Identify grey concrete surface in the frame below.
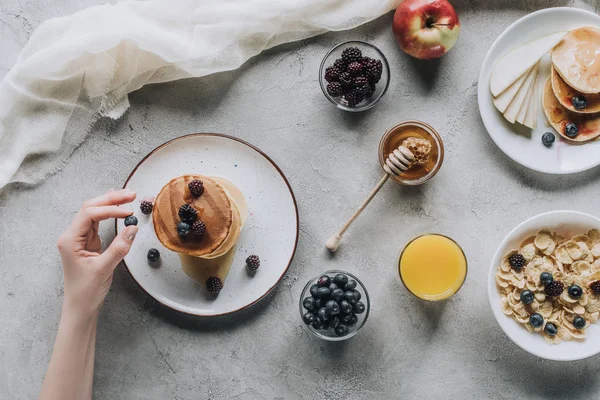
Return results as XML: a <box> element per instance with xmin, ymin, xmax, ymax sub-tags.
<box><xmin>2</xmin><ymin>1</ymin><xmax>600</xmax><ymax>399</ymax></box>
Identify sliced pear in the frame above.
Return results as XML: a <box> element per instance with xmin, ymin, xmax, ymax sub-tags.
<box><xmin>503</xmin><ymin>64</ymin><xmax>537</xmax><ymax>124</ymax></box>
<box><xmin>517</xmin><ymin>65</ymin><xmax>538</xmax><ymax>125</ymax></box>
<box><xmin>523</xmin><ymin>75</ymin><xmax>538</xmax><ymax>129</ymax></box>
<box><xmin>490</xmin><ymin>31</ymin><xmax>567</xmax><ymax>97</ymax></box>
<box><xmin>493</xmin><ymin>66</ymin><xmax>532</xmax><ymax>113</ymax></box>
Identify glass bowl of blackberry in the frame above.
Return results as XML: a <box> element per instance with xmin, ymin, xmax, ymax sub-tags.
<box><xmin>299</xmin><ymin>270</ymin><xmax>370</xmax><ymax>341</ymax></box>
<box><xmin>319</xmin><ymin>41</ymin><xmax>390</xmax><ymax>112</ymax></box>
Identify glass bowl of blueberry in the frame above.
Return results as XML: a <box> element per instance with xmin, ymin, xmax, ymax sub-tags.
<box><xmin>299</xmin><ymin>270</ymin><xmax>370</xmax><ymax>341</ymax></box>
<box><xmin>319</xmin><ymin>40</ymin><xmax>390</xmax><ymax>112</ymax></box>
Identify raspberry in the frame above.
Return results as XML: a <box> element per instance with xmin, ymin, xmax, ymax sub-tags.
<box><xmin>326</xmin><ymin>82</ymin><xmax>342</xmax><ymax>97</ymax></box>
<box><xmin>191</xmin><ymin>220</ymin><xmax>206</xmax><ymax>237</ymax></box>
<box><xmin>341</xmin><ymin>47</ymin><xmax>362</xmax><ymax>63</ymax></box>
<box><xmin>544</xmin><ymin>281</ymin><xmax>564</xmax><ymax>297</ymax></box>
<box><xmin>206</xmin><ymin>277</ymin><xmax>223</xmax><ymax>294</ymax></box>
<box><xmin>140</xmin><ymin>200</ymin><xmax>153</xmax><ymax>215</ymax></box>
<box><xmin>178</xmin><ymin>203</ymin><xmax>197</xmax><ymax>223</ymax></box>
<box><xmin>325</xmin><ymin>66</ymin><xmax>341</xmax><ymax>82</ymax></box>
<box><xmin>347</xmin><ymin>61</ymin><xmax>363</xmax><ymax>76</ymax></box>
<box><xmin>246</xmin><ymin>255</ymin><xmax>260</xmax><ymax>272</ymax></box>
<box><xmin>188</xmin><ymin>180</ymin><xmax>204</xmax><ymax>197</ymax></box>
<box><xmin>508</xmin><ymin>253</ymin><xmax>526</xmax><ymax>272</ymax></box>
<box><xmin>590</xmin><ymin>281</ymin><xmax>600</xmax><ymax>295</ymax></box>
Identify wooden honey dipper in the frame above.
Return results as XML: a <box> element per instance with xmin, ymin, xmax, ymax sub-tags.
<box><xmin>326</xmin><ymin>138</ymin><xmax>431</xmax><ymax>252</ymax></box>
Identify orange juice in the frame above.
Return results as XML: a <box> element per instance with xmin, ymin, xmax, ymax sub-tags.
<box><xmin>399</xmin><ymin>234</ymin><xmax>467</xmax><ymax>301</ymax></box>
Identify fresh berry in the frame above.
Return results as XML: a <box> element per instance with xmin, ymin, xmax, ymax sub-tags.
<box><xmin>190</xmin><ymin>220</ymin><xmax>206</xmax><ymax>237</ymax></box>
<box><xmin>568</xmin><ymin>284</ymin><xmax>583</xmax><ymax>299</ymax></box>
<box><xmin>352</xmin><ymin>289</ymin><xmax>361</xmax><ymax>302</ymax></box>
<box><xmin>124</xmin><ymin>216</ymin><xmax>138</xmax><ymax>226</ymax></box>
<box><xmin>529</xmin><ymin>313</ymin><xmax>544</xmax><ymax>328</ymax></box>
<box><xmin>544</xmin><ymin>322</ymin><xmax>558</xmax><ymax>336</ymax></box>
<box><xmin>344</xmin><ymin>291</ymin><xmax>358</xmax><ymax>304</ymax></box>
<box><xmin>341</xmin><ymin>313</ymin><xmax>353</xmax><ymax>323</ymax></box>
<box><xmin>312</xmin><ymin>316</ymin><xmax>325</xmax><ymax>330</ymax></box>
<box><xmin>508</xmin><ymin>253</ymin><xmax>526</xmax><ymax>271</ymax></box>
<box><xmin>353</xmin><ymin>301</ymin><xmax>365</xmax><ymax>314</ymax></box>
<box><xmin>591</xmin><ymin>281</ymin><xmax>600</xmax><ymax>295</ymax></box>
<box><xmin>188</xmin><ymin>180</ymin><xmax>204</xmax><ymax>197</ymax></box>
<box><xmin>326</xmin><ymin>82</ymin><xmax>342</xmax><ymax>97</ymax></box>
<box><xmin>339</xmin><ymin>300</ymin><xmax>353</xmax><ymax>314</ymax></box>
<box><xmin>333</xmin><ymin>274</ymin><xmax>348</xmax><ymax>287</ymax></box>
<box><xmin>540</xmin><ymin>272</ymin><xmax>553</xmax><ymax>286</ymax></box>
<box><xmin>303</xmin><ymin>297</ymin><xmax>316</xmax><ymax>311</ymax></box>
<box><xmin>333</xmin><ymin>58</ymin><xmax>346</xmax><ymax>70</ymax></box>
<box><xmin>335</xmin><ymin>323</ymin><xmax>349</xmax><ymax>336</ymax></box>
<box><xmin>541</xmin><ymin>132</ymin><xmax>555</xmax><ymax>147</ymax></box>
<box><xmin>317</xmin><ymin>307</ymin><xmax>329</xmax><ymax>321</ymax></box>
<box><xmin>178</xmin><ymin>203</ymin><xmax>197</xmax><ymax>223</ymax></box>
<box><xmin>246</xmin><ymin>255</ymin><xmax>260</xmax><ymax>272</ymax></box>
<box><xmin>140</xmin><ymin>200</ymin><xmax>153</xmax><ymax>215</ymax></box>
<box><xmin>544</xmin><ymin>280</ymin><xmax>564</xmax><ymax>297</ymax></box>
<box><xmin>316</xmin><ymin>287</ymin><xmax>331</xmax><ymax>298</ymax></box>
<box><xmin>348</xmin><ymin>315</ymin><xmax>358</xmax><ymax>327</ymax></box>
<box><xmin>328</xmin><ymin>282</ymin><xmax>338</xmax><ymax>291</ymax></box>
<box><xmin>206</xmin><ymin>276</ymin><xmax>223</xmax><ymax>294</ymax></box>
<box><xmin>341</xmin><ymin>47</ymin><xmax>362</xmax><ymax>63</ymax></box>
<box><xmin>565</xmin><ymin>122</ymin><xmax>579</xmax><ymax>138</ymax></box>
<box><xmin>147</xmin><ymin>248</ymin><xmax>160</xmax><ymax>263</ymax></box>
<box><xmin>353</xmin><ymin>76</ymin><xmax>370</xmax><ymax>94</ymax></box>
<box><xmin>365</xmin><ymin>84</ymin><xmax>376</xmax><ymax>98</ymax></box>
<box><xmin>520</xmin><ymin>290</ymin><xmax>534</xmax><ymax>305</ymax></box>
<box><xmin>177</xmin><ymin>221</ymin><xmax>190</xmax><ymax>238</ymax></box>
<box><xmin>317</xmin><ymin>275</ymin><xmax>331</xmax><ymax>287</ymax></box>
<box><xmin>338</xmin><ymin>72</ymin><xmax>353</xmax><ymax>87</ymax></box>
<box><xmin>302</xmin><ymin>312</ymin><xmax>316</xmax><ymax>325</ymax></box>
<box><xmin>344</xmin><ymin>91</ymin><xmax>364</xmax><ymax>107</ymax></box>
<box><xmin>331</xmin><ymin>288</ymin><xmax>344</xmax><ymax>302</ymax></box>
<box><xmin>573</xmin><ymin>316</ymin><xmax>586</xmax><ymax>329</ymax></box>
<box><xmin>315</xmin><ymin>298</ymin><xmax>326</xmax><ymax>310</ymax></box>
<box><xmin>347</xmin><ymin>61</ymin><xmax>363</xmax><ymax>76</ymax></box>
<box><xmin>309</xmin><ymin>284</ymin><xmax>319</xmax><ymax>297</ymax></box>
<box><xmin>572</xmin><ymin>95</ymin><xmax>587</xmax><ymax>110</ymax></box>
<box><xmin>344</xmin><ymin>280</ymin><xmax>357</xmax><ymax>290</ymax></box>
<box><xmin>325</xmin><ymin>300</ymin><xmax>340</xmax><ymax>315</ymax></box>
<box><xmin>363</xmin><ymin>58</ymin><xmax>382</xmax><ymax>83</ymax></box>
<box><xmin>325</xmin><ymin>66</ymin><xmax>341</xmax><ymax>82</ymax></box>
<box><xmin>328</xmin><ymin>316</ymin><xmax>341</xmax><ymax>329</ymax></box>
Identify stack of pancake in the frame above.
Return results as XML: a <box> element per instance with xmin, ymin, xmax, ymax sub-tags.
<box><xmin>153</xmin><ymin>174</ymin><xmax>247</xmax><ymax>289</ymax></box>
<box><xmin>543</xmin><ymin>27</ymin><xmax>600</xmax><ymax>142</ymax></box>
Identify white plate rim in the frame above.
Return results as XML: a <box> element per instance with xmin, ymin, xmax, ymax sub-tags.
<box><xmin>487</xmin><ymin>210</ymin><xmax>600</xmax><ymax>361</ymax></box>
<box><xmin>116</xmin><ymin>133</ymin><xmax>300</xmax><ymax>317</ymax></box>
<box><xmin>477</xmin><ymin>7</ymin><xmax>600</xmax><ymax>175</ymax></box>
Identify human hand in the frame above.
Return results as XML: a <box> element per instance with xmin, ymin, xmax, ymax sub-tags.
<box><xmin>57</xmin><ymin>189</ymin><xmax>138</xmax><ymax>319</ymax></box>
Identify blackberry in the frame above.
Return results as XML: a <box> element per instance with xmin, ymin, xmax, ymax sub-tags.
<box><xmin>333</xmin><ymin>58</ymin><xmax>346</xmax><ymax>70</ymax></box>
<box><xmin>206</xmin><ymin>276</ymin><xmax>223</xmax><ymax>294</ymax></box>
<box><xmin>544</xmin><ymin>280</ymin><xmax>564</xmax><ymax>297</ymax></box>
<box><xmin>188</xmin><ymin>179</ymin><xmax>204</xmax><ymax>197</ymax></box>
<box><xmin>326</xmin><ymin>82</ymin><xmax>342</xmax><ymax>97</ymax></box>
<box><xmin>344</xmin><ymin>91</ymin><xmax>364</xmax><ymax>107</ymax></box>
<box><xmin>178</xmin><ymin>203</ymin><xmax>197</xmax><ymax>223</ymax></box>
<box><xmin>365</xmin><ymin>84</ymin><xmax>376</xmax><ymax>98</ymax></box>
<box><xmin>140</xmin><ymin>200</ymin><xmax>153</xmax><ymax>215</ymax></box>
<box><xmin>124</xmin><ymin>216</ymin><xmax>138</xmax><ymax>227</ymax></box>
<box><xmin>339</xmin><ymin>72</ymin><xmax>353</xmax><ymax>87</ymax></box>
<box><xmin>325</xmin><ymin>66</ymin><xmax>341</xmax><ymax>82</ymax></box>
<box><xmin>191</xmin><ymin>220</ymin><xmax>206</xmax><ymax>237</ymax></box>
<box><xmin>353</xmin><ymin>76</ymin><xmax>370</xmax><ymax>95</ymax></box>
<box><xmin>508</xmin><ymin>253</ymin><xmax>526</xmax><ymax>271</ymax></box>
<box><xmin>347</xmin><ymin>61</ymin><xmax>363</xmax><ymax>76</ymax></box>
<box><xmin>364</xmin><ymin>58</ymin><xmax>382</xmax><ymax>83</ymax></box>
<box><xmin>341</xmin><ymin>47</ymin><xmax>362</xmax><ymax>63</ymax></box>
<box><xmin>246</xmin><ymin>255</ymin><xmax>260</xmax><ymax>272</ymax></box>
<box><xmin>590</xmin><ymin>281</ymin><xmax>600</xmax><ymax>295</ymax></box>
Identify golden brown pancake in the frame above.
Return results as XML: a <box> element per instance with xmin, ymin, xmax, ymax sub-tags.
<box><xmin>542</xmin><ymin>77</ymin><xmax>600</xmax><ymax>142</ymax></box>
<box><xmin>551</xmin><ymin>67</ymin><xmax>600</xmax><ymax>114</ymax></box>
<box><xmin>552</xmin><ymin>27</ymin><xmax>600</xmax><ymax>94</ymax></box>
<box><xmin>153</xmin><ymin>175</ymin><xmax>233</xmax><ymax>256</ymax></box>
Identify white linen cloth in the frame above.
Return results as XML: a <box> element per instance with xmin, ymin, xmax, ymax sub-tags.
<box><xmin>0</xmin><ymin>0</ymin><xmax>399</xmax><ymax>188</ymax></box>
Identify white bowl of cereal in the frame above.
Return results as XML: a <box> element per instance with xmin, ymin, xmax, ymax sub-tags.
<box><xmin>488</xmin><ymin>210</ymin><xmax>600</xmax><ymax>361</ymax></box>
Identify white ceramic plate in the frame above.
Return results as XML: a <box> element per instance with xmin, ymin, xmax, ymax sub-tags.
<box><xmin>478</xmin><ymin>8</ymin><xmax>600</xmax><ymax>174</ymax></box>
<box><xmin>117</xmin><ymin>134</ymin><xmax>298</xmax><ymax>316</ymax></box>
<box><xmin>488</xmin><ymin>210</ymin><xmax>600</xmax><ymax>361</ymax></box>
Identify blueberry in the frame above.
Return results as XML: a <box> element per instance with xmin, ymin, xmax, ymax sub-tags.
<box><xmin>333</xmin><ymin>274</ymin><xmax>348</xmax><ymax>287</ymax></box>
<box><xmin>147</xmin><ymin>248</ymin><xmax>160</xmax><ymax>263</ymax></box>
<box><xmin>302</xmin><ymin>312</ymin><xmax>316</xmax><ymax>325</ymax></box>
<box><xmin>303</xmin><ymin>297</ymin><xmax>316</xmax><ymax>311</ymax></box>
<box><xmin>353</xmin><ymin>301</ymin><xmax>366</xmax><ymax>314</ymax></box>
<box><xmin>344</xmin><ymin>291</ymin><xmax>358</xmax><ymax>304</ymax></box>
<box><xmin>317</xmin><ymin>307</ymin><xmax>330</xmax><ymax>321</ymax></box>
<box><xmin>573</xmin><ymin>316</ymin><xmax>586</xmax><ymax>330</ymax></box>
<box><xmin>310</xmin><ymin>284</ymin><xmax>319</xmax><ymax>297</ymax></box>
<box><xmin>544</xmin><ymin>322</ymin><xmax>558</xmax><ymax>336</ymax></box>
<box><xmin>540</xmin><ymin>272</ymin><xmax>553</xmax><ymax>286</ymax></box>
<box><xmin>124</xmin><ymin>216</ymin><xmax>138</xmax><ymax>226</ymax></box>
<box><xmin>568</xmin><ymin>285</ymin><xmax>583</xmax><ymax>299</ymax></box>
<box><xmin>328</xmin><ymin>316</ymin><xmax>340</xmax><ymax>329</ymax></box>
<box><xmin>331</xmin><ymin>288</ymin><xmax>344</xmax><ymax>302</ymax></box>
<box><xmin>565</xmin><ymin>122</ymin><xmax>579</xmax><ymax>138</ymax></box>
<box><xmin>541</xmin><ymin>132</ymin><xmax>555</xmax><ymax>147</ymax></box>
<box><xmin>325</xmin><ymin>300</ymin><xmax>340</xmax><ymax>315</ymax></box>
<box><xmin>341</xmin><ymin>312</ymin><xmax>354</xmax><ymax>323</ymax></box>
<box><xmin>352</xmin><ymin>290</ymin><xmax>361</xmax><ymax>302</ymax></box>
<box><xmin>529</xmin><ymin>313</ymin><xmax>544</xmax><ymax>328</ymax></box>
<box><xmin>335</xmin><ymin>323</ymin><xmax>349</xmax><ymax>337</ymax></box>
<box><xmin>315</xmin><ymin>298</ymin><xmax>326</xmax><ymax>309</ymax></box>
<box><xmin>348</xmin><ymin>315</ymin><xmax>358</xmax><ymax>327</ymax></box>
<box><xmin>317</xmin><ymin>275</ymin><xmax>331</xmax><ymax>287</ymax></box>
<box><xmin>328</xmin><ymin>282</ymin><xmax>338</xmax><ymax>292</ymax></box>
<box><xmin>344</xmin><ymin>280</ymin><xmax>357</xmax><ymax>290</ymax></box>
<box><xmin>520</xmin><ymin>290</ymin><xmax>534</xmax><ymax>305</ymax></box>
<box><xmin>177</xmin><ymin>221</ymin><xmax>190</xmax><ymax>237</ymax></box>
<box><xmin>339</xmin><ymin>300</ymin><xmax>353</xmax><ymax>314</ymax></box>
<box><xmin>312</xmin><ymin>316</ymin><xmax>325</xmax><ymax>330</ymax></box>
<box><xmin>316</xmin><ymin>287</ymin><xmax>331</xmax><ymax>298</ymax></box>
<box><xmin>572</xmin><ymin>95</ymin><xmax>587</xmax><ymax>110</ymax></box>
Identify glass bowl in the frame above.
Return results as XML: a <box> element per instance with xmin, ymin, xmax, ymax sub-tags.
<box><xmin>298</xmin><ymin>270</ymin><xmax>370</xmax><ymax>341</ymax></box>
<box><xmin>319</xmin><ymin>40</ymin><xmax>390</xmax><ymax>112</ymax></box>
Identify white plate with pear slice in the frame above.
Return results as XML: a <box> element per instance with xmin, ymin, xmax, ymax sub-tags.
<box><xmin>478</xmin><ymin>7</ymin><xmax>600</xmax><ymax>174</ymax></box>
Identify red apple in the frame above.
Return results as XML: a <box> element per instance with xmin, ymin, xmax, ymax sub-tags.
<box><xmin>393</xmin><ymin>0</ymin><xmax>460</xmax><ymax>59</ymax></box>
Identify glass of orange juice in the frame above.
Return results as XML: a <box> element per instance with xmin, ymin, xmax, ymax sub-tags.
<box><xmin>398</xmin><ymin>234</ymin><xmax>467</xmax><ymax>301</ymax></box>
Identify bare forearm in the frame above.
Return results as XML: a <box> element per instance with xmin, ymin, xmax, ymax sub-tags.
<box><xmin>39</xmin><ymin>306</ymin><xmax>98</xmax><ymax>400</ymax></box>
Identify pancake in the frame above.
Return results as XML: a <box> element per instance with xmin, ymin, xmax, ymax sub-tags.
<box><xmin>542</xmin><ymin>77</ymin><xmax>600</xmax><ymax>142</ymax></box>
<box><xmin>551</xmin><ymin>66</ymin><xmax>600</xmax><ymax>114</ymax></box>
<box><xmin>153</xmin><ymin>175</ymin><xmax>233</xmax><ymax>257</ymax></box>
<box><xmin>552</xmin><ymin>27</ymin><xmax>600</xmax><ymax>94</ymax></box>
